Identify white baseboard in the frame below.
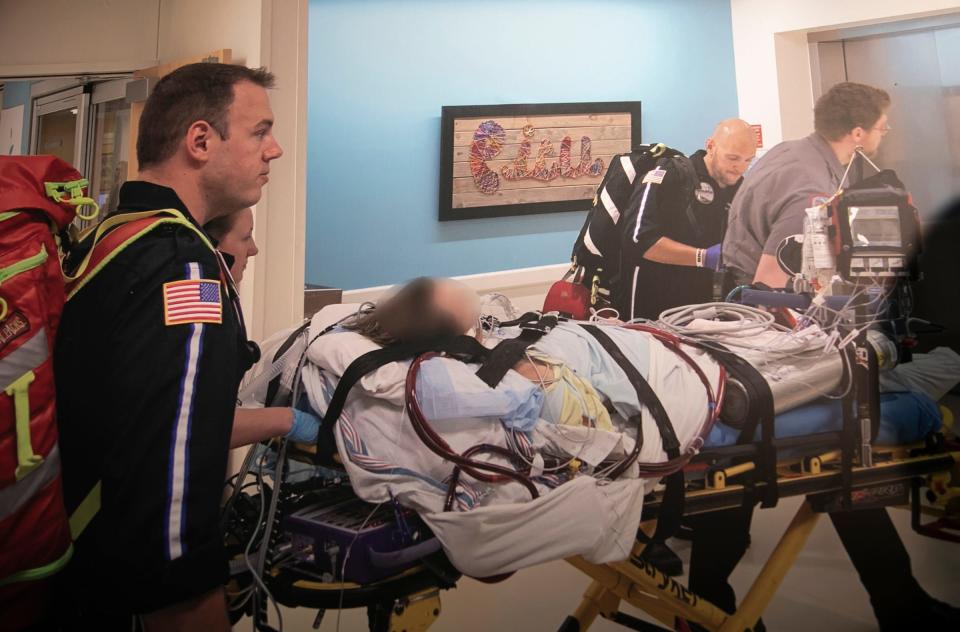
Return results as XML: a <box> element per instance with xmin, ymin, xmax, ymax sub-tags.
<box><xmin>342</xmin><ymin>263</ymin><xmax>569</xmax><ymax>313</ymax></box>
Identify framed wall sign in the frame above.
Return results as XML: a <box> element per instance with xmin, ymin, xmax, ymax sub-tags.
<box><xmin>439</xmin><ymin>101</ymin><xmax>641</xmax><ymax>221</ymax></box>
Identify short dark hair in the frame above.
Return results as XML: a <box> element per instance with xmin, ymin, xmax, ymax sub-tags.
<box><xmin>814</xmin><ymin>82</ymin><xmax>891</xmax><ymax>141</ymax></box>
<box><xmin>136</xmin><ymin>63</ymin><xmax>275</xmax><ymax>169</ymax></box>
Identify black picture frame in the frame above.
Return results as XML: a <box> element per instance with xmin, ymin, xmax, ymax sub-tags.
<box><xmin>439</xmin><ymin>101</ymin><xmax>642</xmax><ymax>221</ymax></box>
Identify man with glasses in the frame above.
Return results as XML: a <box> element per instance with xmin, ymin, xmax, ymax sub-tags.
<box><xmin>689</xmin><ymin>82</ymin><xmax>959</xmax><ymax>631</ymax></box>
<box><xmin>723</xmin><ymin>82</ymin><xmax>892</xmax><ymax>288</ymax></box>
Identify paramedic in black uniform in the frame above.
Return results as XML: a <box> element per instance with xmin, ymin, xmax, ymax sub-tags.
<box><xmin>690</xmin><ymin>82</ymin><xmax>960</xmax><ymax>630</ymax></box>
<box><xmin>55</xmin><ymin>63</ymin><xmax>282</xmax><ymax>630</ymax></box>
<box><xmin>618</xmin><ymin>119</ymin><xmax>756</xmax><ymax>320</ymax></box>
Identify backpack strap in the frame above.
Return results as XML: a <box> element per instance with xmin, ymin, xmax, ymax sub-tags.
<box><xmin>64</xmin><ymin>208</ymin><xmax>214</xmax><ymax>300</ymax></box>
<box><xmin>671</xmin><ymin>155</ymin><xmax>704</xmax><ymax>241</ymax></box>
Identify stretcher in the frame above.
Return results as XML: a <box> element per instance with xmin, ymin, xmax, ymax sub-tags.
<box><xmin>225</xmin><ymin>316</ymin><xmax>960</xmax><ymax>632</ymax></box>
<box><xmin>227</xmin><ymin>422</ymin><xmax>958</xmax><ymax>631</ymax></box>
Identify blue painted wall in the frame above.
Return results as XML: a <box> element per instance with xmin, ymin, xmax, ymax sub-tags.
<box><xmin>306</xmin><ymin>0</ymin><xmax>738</xmax><ymax>289</ymax></box>
<box><xmin>1</xmin><ymin>81</ymin><xmax>33</xmax><ymax>155</ymax></box>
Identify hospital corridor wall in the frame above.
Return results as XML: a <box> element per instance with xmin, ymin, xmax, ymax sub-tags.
<box><xmin>304</xmin><ymin>0</ymin><xmax>740</xmax><ymax>291</ymax></box>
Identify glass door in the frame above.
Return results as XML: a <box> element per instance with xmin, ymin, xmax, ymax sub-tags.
<box><xmin>87</xmin><ymin>79</ymin><xmax>133</xmax><ymax>218</ymax></box>
<box><xmin>31</xmin><ymin>87</ymin><xmax>89</xmax><ymax>172</ymax></box>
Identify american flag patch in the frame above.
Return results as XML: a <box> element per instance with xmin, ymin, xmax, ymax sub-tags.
<box><xmin>163</xmin><ymin>279</ymin><xmax>222</xmax><ymax>326</ymax></box>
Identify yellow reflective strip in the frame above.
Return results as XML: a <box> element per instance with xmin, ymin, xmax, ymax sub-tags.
<box><xmin>66</xmin><ymin>211</ymin><xmax>214</xmax><ymax>301</ymax></box>
<box><xmin>5</xmin><ymin>371</ymin><xmax>42</xmax><ymax>481</ymax></box>
<box><xmin>67</xmin><ymin>209</ymin><xmax>177</xmax><ymax>283</ymax></box>
<box><xmin>0</xmin><ymin>244</ymin><xmax>48</xmax><ymax>285</ymax></box>
<box><xmin>69</xmin><ymin>481</ymin><xmax>101</xmax><ymax>540</ymax></box>
<box><xmin>0</xmin><ymin>544</ymin><xmax>73</xmax><ymax>587</ymax></box>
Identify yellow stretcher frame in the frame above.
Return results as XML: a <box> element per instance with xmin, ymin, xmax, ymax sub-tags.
<box><xmin>565</xmin><ymin>500</ymin><xmax>817</xmax><ymax>632</ymax></box>
<box><xmin>560</xmin><ymin>449</ymin><xmax>960</xmax><ymax>632</ymax></box>
<box><xmin>251</xmin><ymin>434</ymin><xmax>960</xmax><ymax>632</ymax></box>
<box><xmin>258</xmin><ymin>448</ymin><xmax>958</xmax><ymax>632</ymax></box>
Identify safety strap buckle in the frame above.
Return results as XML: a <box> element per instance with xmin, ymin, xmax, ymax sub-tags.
<box><xmin>520</xmin><ymin>314</ymin><xmax>559</xmax><ymax>335</ymax></box>
<box><xmin>44</xmin><ymin>178</ymin><xmax>100</xmax><ymax>222</ymax></box>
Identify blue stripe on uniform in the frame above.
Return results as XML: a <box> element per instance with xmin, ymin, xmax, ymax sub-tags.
<box><xmin>164</xmin><ymin>262</ymin><xmax>206</xmax><ymax>560</ymax></box>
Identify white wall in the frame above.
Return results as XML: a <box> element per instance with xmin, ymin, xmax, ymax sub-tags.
<box><xmin>0</xmin><ymin>0</ymin><xmax>160</xmax><ymax>76</ymax></box>
<box><xmin>157</xmin><ymin>0</ymin><xmax>263</xmax><ymax>67</ymax></box>
<box><xmin>730</xmin><ymin>0</ymin><xmax>960</xmax><ymax>146</ymax></box>
<box><xmin>343</xmin><ymin>263</ymin><xmax>568</xmax><ymax>314</ymax></box>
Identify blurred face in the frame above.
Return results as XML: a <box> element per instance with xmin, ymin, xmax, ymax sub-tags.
<box><xmin>202</xmin><ymin>81</ymin><xmax>283</xmax><ymax>216</ymax></box>
<box><xmin>431</xmin><ymin>279</ymin><xmax>481</xmax><ymax>337</ymax></box>
<box><xmin>704</xmin><ymin>135</ymin><xmax>756</xmax><ymax>188</ymax></box>
<box><xmin>217</xmin><ymin>208</ymin><xmax>258</xmax><ymax>283</ymax></box>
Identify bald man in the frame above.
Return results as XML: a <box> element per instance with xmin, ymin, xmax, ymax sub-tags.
<box><xmin>617</xmin><ymin>119</ymin><xmax>756</xmax><ymax>320</ymax></box>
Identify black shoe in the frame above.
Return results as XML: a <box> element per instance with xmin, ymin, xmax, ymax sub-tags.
<box><xmin>689</xmin><ymin>617</ymin><xmax>765</xmax><ymax>632</ymax></box>
<box><xmin>878</xmin><ymin>595</ymin><xmax>960</xmax><ymax>631</ymax></box>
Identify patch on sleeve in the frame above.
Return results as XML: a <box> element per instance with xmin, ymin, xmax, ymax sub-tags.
<box><xmin>163</xmin><ymin>279</ymin><xmax>222</xmax><ymax>326</ymax></box>
<box><xmin>642</xmin><ymin>167</ymin><xmax>667</xmax><ymax>185</ymax></box>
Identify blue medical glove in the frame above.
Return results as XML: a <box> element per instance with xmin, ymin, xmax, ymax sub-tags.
<box><xmin>704</xmin><ymin>244</ymin><xmax>722</xmax><ymax>271</ymax></box>
<box><xmin>286</xmin><ymin>408</ymin><xmax>321</xmax><ymax>443</ymax></box>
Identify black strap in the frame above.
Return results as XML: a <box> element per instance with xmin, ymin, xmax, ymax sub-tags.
<box><xmin>474</xmin><ymin>314</ymin><xmax>558</xmax><ymax>388</ymax></box>
<box><xmin>579</xmin><ymin>325</ymin><xmax>680</xmax><ymax>455</ymax></box>
<box><xmin>494</xmin><ymin>311</ymin><xmax>542</xmax><ymax>329</ymax></box>
<box><xmin>672</xmin><ymin>156</ymin><xmax>703</xmax><ymax>242</ymax></box>
<box><xmin>709</xmin><ymin>344</ymin><xmax>779</xmax><ymax>508</ymax></box>
<box><xmin>316</xmin><ymin>335</ymin><xmax>489</xmax><ymax>465</ymax></box>
<box><xmin>579</xmin><ymin>324</ymin><xmax>686</xmax><ymax>574</ymax></box>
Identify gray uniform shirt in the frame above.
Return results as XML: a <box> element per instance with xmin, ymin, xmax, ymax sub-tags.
<box><xmin>722</xmin><ymin>133</ymin><xmax>846</xmax><ymax>280</ymax></box>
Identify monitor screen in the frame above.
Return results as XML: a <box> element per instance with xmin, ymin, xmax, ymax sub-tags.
<box><xmin>848</xmin><ymin>205</ymin><xmax>902</xmax><ymax>248</ymax></box>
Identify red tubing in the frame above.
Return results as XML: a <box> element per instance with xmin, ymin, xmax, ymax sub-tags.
<box><xmin>403</xmin><ymin>324</ymin><xmax>729</xmax><ymax>508</ymax></box>
<box><xmin>619</xmin><ymin>323</ymin><xmax>727</xmax><ymax>477</ymax></box>
<box><xmin>405</xmin><ymin>353</ymin><xmax>540</xmax><ymax>503</ymax></box>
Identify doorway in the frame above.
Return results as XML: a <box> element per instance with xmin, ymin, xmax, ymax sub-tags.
<box><xmin>810</xmin><ymin>16</ymin><xmax>960</xmax><ymax>220</ymax></box>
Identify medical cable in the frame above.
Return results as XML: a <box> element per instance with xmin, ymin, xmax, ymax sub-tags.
<box><xmin>248</xmin><ymin>438</ymin><xmax>287</xmax><ymax>631</ymax></box>
<box><xmin>505</xmin><ymin>427</ymin><xmax>586</xmax><ymax>476</ymax></box>
<box><xmin>587</xmin><ymin>324</ymin><xmax>725</xmax><ymax>480</ymax></box>
<box><xmin>656</xmin><ymin>303</ymin><xmax>835</xmax><ymax>367</ymax></box>
<box><xmin>405</xmin><ymin>353</ymin><xmax>541</xmax><ymax>501</ymax></box>
<box><xmin>236</xmin><ymin>449</ymin><xmax>283</xmax><ymax>631</ymax></box>
<box><xmin>335</xmin><ymin>501</ymin><xmax>385</xmax><ymax>632</ymax></box>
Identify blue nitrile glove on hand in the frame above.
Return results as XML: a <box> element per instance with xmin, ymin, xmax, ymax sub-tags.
<box><xmin>704</xmin><ymin>244</ymin><xmax>722</xmax><ymax>271</ymax></box>
<box><xmin>286</xmin><ymin>407</ymin><xmax>321</xmax><ymax>443</ymax></box>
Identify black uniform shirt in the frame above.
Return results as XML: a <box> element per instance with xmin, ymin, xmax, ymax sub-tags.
<box><xmin>619</xmin><ymin>150</ymin><xmax>740</xmax><ymax>320</ymax></box>
<box><xmin>55</xmin><ymin>181</ymin><xmax>245</xmax><ymax>616</ymax></box>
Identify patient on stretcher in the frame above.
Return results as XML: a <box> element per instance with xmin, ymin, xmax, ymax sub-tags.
<box><xmin>245</xmin><ymin>276</ymin><xmax>951</xmax><ymax>578</ymax></box>
<box><xmin>336</xmin><ymin>276</ymin><xmax>720</xmax><ymax>456</ymax></box>
<box><xmin>328</xmin><ymin>276</ymin><xmax>942</xmax><ymax>448</ymax></box>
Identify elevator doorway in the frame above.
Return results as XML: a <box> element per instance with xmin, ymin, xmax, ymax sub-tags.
<box><xmin>811</xmin><ymin>16</ymin><xmax>960</xmax><ymax>220</ymax></box>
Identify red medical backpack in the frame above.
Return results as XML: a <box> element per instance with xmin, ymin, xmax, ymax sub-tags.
<box><xmin>0</xmin><ymin>156</ymin><xmax>91</xmax><ymax>628</ymax></box>
<box><xmin>1</xmin><ymin>157</ymin><xmax>209</xmax><ymax>628</ymax></box>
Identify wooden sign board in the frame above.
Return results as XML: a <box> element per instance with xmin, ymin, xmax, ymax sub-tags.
<box><xmin>439</xmin><ymin>102</ymin><xmax>641</xmax><ymax>221</ymax></box>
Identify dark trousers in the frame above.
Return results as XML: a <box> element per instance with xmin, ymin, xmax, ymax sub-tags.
<box><xmin>687</xmin><ymin>505</ymin><xmax>924</xmax><ymax>621</ymax></box>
